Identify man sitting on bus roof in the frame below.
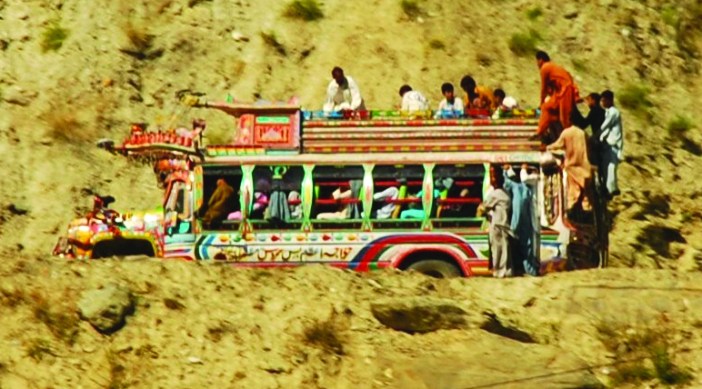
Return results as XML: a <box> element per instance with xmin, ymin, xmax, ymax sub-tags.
<box><xmin>399</xmin><ymin>85</ymin><xmax>429</xmax><ymax>113</ymax></box>
<box><xmin>435</xmin><ymin>83</ymin><xmax>464</xmax><ymax>119</ymax></box>
<box><xmin>323</xmin><ymin>67</ymin><xmax>366</xmax><ymax>113</ymax></box>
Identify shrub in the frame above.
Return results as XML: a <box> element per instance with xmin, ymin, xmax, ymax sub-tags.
<box><xmin>618</xmin><ymin>84</ymin><xmax>653</xmax><ymax>112</ymax></box>
<box><xmin>667</xmin><ymin>115</ymin><xmax>693</xmax><ymax>135</ymax></box>
<box><xmin>509</xmin><ymin>29</ymin><xmax>541</xmax><ymax>56</ymax></box>
<box><xmin>260</xmin><ymin>31</ymin><xmax>286</xmax><ymax>55</ymax></box>
<box><xmin>302</xmin><ymin>317</ymin><xmax>346</xmax><ymax>355</ymax></box>
<box><xmin>526</xmin><ymin>6</ymin><xmax>543</xmax><ymax>20</ymax></box>
<box><xmin>121</xmin><ymin>23</ymin><xmax>162</xmax><ymax>60</ymax></box>
<box><xmin>429</xmin><ymin>39</ymin><xmax>445</xmax><ymax>50</ymax></box>
<box><xmin>41</xmin><ymin>24</ymin><xmax>69</xmax><ymax>52</ymax></box>
<box><xmin>284</xmin><ymin>0</ymin><xmax>324</xmax><ymax>21</ymax></box>
<box><xmin>43</xmin><ymin>106</ymin><xmax>90</xmax><ymax>142</ymax></box>
<box><xmin>401</xmin><ymin>0</ymin><xmax>423</xmax><ymax>19</ymax></box>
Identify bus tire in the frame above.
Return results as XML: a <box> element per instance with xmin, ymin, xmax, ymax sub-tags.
<box><xmin>92</xmin><ymin>239</ymin><xmax>155</xmax><ymax>259</ymax></box>
<box><xmin>406</xmin><ymin>260</ymin><xmax>462</xmax><ymax>278</ymax></box>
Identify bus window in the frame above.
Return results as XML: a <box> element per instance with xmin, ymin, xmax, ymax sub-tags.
<box><xmin>249</xmin><ymin>165</ymin><xmax>304</xmax><ymax>230</ymax></box>
<box><xmin>201</xmin><ymin>166</ymin><xmax>242</xmax><ymax>230</ymax></box>
<box><xmin>432</xmin><ymin>164</ymin><xmax>484</xmax><ymax>229</ymax></box>
<box><xmin>312</xmin><ymin>165</ymin><xmax>364</xmax><ymax>230</ymax></box>
<box><xmin>371</xmin><ymin>164</ymin><xmax>424</xmax><ymax>230</ymax></box>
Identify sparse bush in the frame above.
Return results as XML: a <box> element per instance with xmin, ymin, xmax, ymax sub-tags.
<box><xmin>302</xmin><ymin>317</ymin><xmax>346</xmax><ymax>355</ymax></box>
<box><xmin>598</xmin><ymin>324</ymin><xmax>694</xmax><ymax>386</ymax></box>
<box><xmin>284</xmin><ymin>0</ymin><xmax>324</xmax><ymax>21</ymax></box>
<box><xmin>26</xmin><ymin>338</ymin><xmax>55</xmax><ymax>361</ymax></box>
<box><xmin>260</xmin><ymin>31</ymin><xmax>286</xmax><ymax>55</ymax></box>
<box><xmin>429</xmin><ymin>39</ymin><xmax>445</xmax><ymax>50</ymax></box>
<box><xmin>508</xmin><ymin>29</ymin><xmax>542</xmax><ymax>56</ymax></box>
<box><xmin>572</xmin><ymin>58</ymin><xmax>588</xmax><ymax>72</ymax></box>
<box><xmin>401</xmin><ymin>0</ymin><xmax>424</xmax><ymax>19</ymax></box>
<box><xmin>43</xmin><ymin>107</ymin><xmax>89</xmax><ymax>142</ymax></box>
<box><xmin>121</xmin><ymin>23</ymin><xmax>162</xmax><ymax>60</ymax></box>
<box><xmin>31</xmin><ymin>291</ymin><xmax>79</xmax><ymax>344</ymax></box>
<box><xmin>41</xmin><ymin>24</ymin><xmax>68</xmax><ymax>52</ymax></box>
<box><xmin>526</xmin><ymin>6</ymin><xmax>542</xmax><ymax>20</ymax></box>
<box><xmin>660</xmin><ymin>5</ymin><xmax>678</xmax><ymax>27</ymax></box>
<box><xmin>667</xmin><ymin>114</ymin><xmax>693</xmax><ymax>135</ymax></box>
<box><xmin>618</xmin><ymin>84</ymin><xmax>653</xmax><ymax>113</ymax></box>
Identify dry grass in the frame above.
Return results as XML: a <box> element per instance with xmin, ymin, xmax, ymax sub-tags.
<box><xmin>30</xmin><ymin>291</ymin><xmax>79</xmax><ymax>345</ymax></box>
<box><xmin>284</xmin><ymin>0</ymin><xmax>324</xmax><ymax>21</ymax></box>
<box><xmin>26</xmin><ymin>338</ymin><xmax>56</xmax><ymax>361</ymax></box>
<box><xmin>43</xmin><ymin>107</ymin><xmax>91</xmax><ymax>142</ymax></box>
<box><xmin>597</xmin><ymin>322</ymin><xmax>694</xmax><ymax>386</ymax></box>
<box><xmin>121</xmin><ymin>23</ymin><xmax>162</xmax><ymax>60</ymax></box>
<box><xmin>509</xmin><ymin>29</ymin><xmax>542</xmax><ymax>56</ymax></box>
<box><xmin>400</xmin><ymin>0</ymin><xmax>424</xmax><ymax>19</ymax></box>
<box><xmin>302</xmin><ymin>316</ymin><xmax>346</xmax><ymax>356</ymax></box>
<box><xmin>429</xmin><ymin>39</ymin><xmax>445</xmax><ymax>50</ymax></box>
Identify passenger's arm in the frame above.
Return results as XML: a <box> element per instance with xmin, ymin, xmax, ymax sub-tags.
<box><xmin>546</xmin><ymin>130</ymin><xmax>566</xmax><ymax>151</ymax></box>
<box><xmin>540</xmin><ymin>66</ymin><xmax>549</xmax><ymax>104</ymax></box>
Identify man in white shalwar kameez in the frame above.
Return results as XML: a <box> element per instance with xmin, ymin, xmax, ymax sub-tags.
<box><xmin>323</xmin><ymin>67</ymin><xmax>366</xmax><ymax>112</ymax></box>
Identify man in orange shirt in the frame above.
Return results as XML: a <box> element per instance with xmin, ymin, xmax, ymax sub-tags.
<box><xmin>535</xmin><ymin>51</ymin><xmax>579</xmax><ymax>140</ymax></box>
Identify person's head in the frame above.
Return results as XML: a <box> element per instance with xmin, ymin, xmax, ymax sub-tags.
<box><xmin>585</xmin><ymin>92</ymin><xmax>601</xmax><ymax>108</ymax></box>
<box><xmin>459</xmin><ymin>75</ymin><xmax>476</xmax><ymax>94</ymax></box>
<box><xmin>216</xmin><ymin>178</ymin><xmax>226</xmax><ymax>187</ymax></box>
<box><xmin>535</xmin><ymin>50</ymin><xmax>550</xmax><ymax>68</ymax></box>
<box><xmin>601</xmin><ymin>90</ymin><xmax>614</xmax><ymax>108</ymax></box>
<box><xmin>399</xmin><ymin>84</ymin><xmax>413</xmax><ymax>97</ymax></box>
<box><xmin>441</xmin><ymin>82</ymin><xmax>455</xmax><ymax>100</ymax></box>
<box><xmin>494</xmin><ymin>88</ymin><xmax>506</xmax><ymax>104</ymax></box>
<box><xmin>489</xmin><ymin>165</ymin><xmax>504</xmax><ymax>189</ymax></box>
<box><xmin>331</xmin><ymin>66</ymin><xmax>346</xmax><ymax>86</ymax></box>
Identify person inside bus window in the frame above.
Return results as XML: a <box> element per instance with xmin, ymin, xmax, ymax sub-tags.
<box><xmin>370</xmin><ymin>179</ymin><xmax>404</xmax><ymax>219</ymax></box>
<box><xmin>399</xmin><ymin>85</ymin><xmax>429</xmax><ymax>113</ymax></box>
<box><xmin>435</xmin><ymin>83</ymin><xmax>464</xmax><ymax>119</ymax></box>
<box><xmin>288</xmin><ymin>191</ymin><xmax>302</xmax><ymax>219</ymax></box>
<box><xmin>503</xmin><ymin>164</ymin><xmax>539</xmax><ymax>276</ymax></box>
<box><xmin>323</xmin><ymin>67</ymin><xmax>366</xmax><ymax>113</ymax></box>
<box><xmin>228</xmin><ymin>178</ymin><xmax>270</xmax><ymax>220</ymax></box>
<box><xmin>477</xmin><ymin>166</ymin><xmax>512</xmax><ymax>278</ymax></box>
<box><xmin>316</xmin><ymin>180</ymin><xmax>362</xmax><ymax>219</ymax></box>
<box><xmin>400</xmin><ymin>179</ymin><xmax>444</xmax><ymax>219</ymax></box>
<box><xmin>202</xmin><ymin>178</ymin><xmax>236</xmax><ymax>229</ymax></box>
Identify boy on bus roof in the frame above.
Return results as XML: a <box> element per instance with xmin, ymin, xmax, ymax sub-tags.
<box><xmin>435</xmin><ymin>83</ymin><xmax>464</xmax><ymax>119</ymax></box>
<box><xmin>323</xmin><ymin>67</ymin><xmax>366</xmax><ymax>113</ymax></box>
<box><xmin>399</xmin><ymin>84</ymin><xmax>429</xmax><ymax>112</ymax></box>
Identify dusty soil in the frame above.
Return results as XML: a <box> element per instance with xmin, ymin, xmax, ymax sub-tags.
<box><xmin>1</xmin><ymin>255</ymin><xmax>702</xmax><ymax>388</ymax></box>
<box><xmin>1</xmin><ymin>0</ymin><xmax>702</xmax><ymax>387</ymax></box>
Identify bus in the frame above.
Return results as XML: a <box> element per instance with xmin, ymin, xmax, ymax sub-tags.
<box><xmin>53</xmin><ymin>95</ymin><xmax>609</xmax><ymax>278</ymax></box>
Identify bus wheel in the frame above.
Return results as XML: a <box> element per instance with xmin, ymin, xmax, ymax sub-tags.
<box><xmin>406</xmin><ymin>260</ymin><xmax>462</xmax><ymax>278</ymax></box>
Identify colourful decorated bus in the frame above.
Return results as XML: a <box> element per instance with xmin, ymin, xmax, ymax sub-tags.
<box><xmin>53</xmin><ymin>95</ymin><xmax>609</xmax><ymax>277</ymax></box>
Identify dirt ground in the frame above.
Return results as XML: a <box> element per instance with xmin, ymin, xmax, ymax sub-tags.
<box><xmin>1</xmin><ymin>0</ymin><xmax>702</xmax><ymax>387</ymax></box>
<box><xmin>1</xmin><ymin>255</ymin><xmax>702</xmax><ymax>389</ymax></box>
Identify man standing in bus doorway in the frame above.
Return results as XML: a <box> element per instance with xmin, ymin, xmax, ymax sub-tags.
<box><xmin>478</xmin><ymin>166</ymin><xmax>513</xmax><ymax>278</ymax></box>
<box><xmin>503</xmin><ymin>164</ymin><xmax>540</xmax><ymax>276</ymax></box>
<box><xmin>323</xmin><ymin>67</ymin><xmax>366</xmax><ymax>113</ymax></box>
<box><xmin>534</xmin><ymin>51</ymin><xmax>580</xmax><ymax>143</ymax></box>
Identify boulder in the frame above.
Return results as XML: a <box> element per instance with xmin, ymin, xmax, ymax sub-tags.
<box><xmin>78</xmin><ymin>283</ymin><xmax>134</xmax><ymax>334</ymax></box>
<box><xmin>371</xmin><ymin>297</ymin><xmax>468</xmax><ymax>333</ymax></box>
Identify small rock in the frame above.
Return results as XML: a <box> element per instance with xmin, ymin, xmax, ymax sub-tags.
<box><xmin>563</xmin><ymin>7</ymin><xmax>578</xmax><ymax>19</ymax></box>
<box><xmin>230</xmin><ymin>31</ymin><xmax>249</xmax><ymax>42</ymax></box>
<box><xmin>187</xmin><ymin>356</ymin><xmax>203</xmax><ymax>364</ymax></box>
<box><xmin>78</xmin><ymin>283</ymin><xmax>135</xmax><ymax>334</ymax></box>
<box><xmin>371</xmin><ymin>297</ymin><xmax>468</xmax><ymax>333</ymax></box>
<box><xmin>7</xmin><ymin>203</ymin><xmax>29</xmax><ymax>215</ymax></box>
<box><xmin>620</xmin><ymin>28</ymin><xmax>631</xmax><ymax>37</ymax></box>
<box><xmin>416</xmin><ymin>16</ymin><xmax>424</xmax><ymax>24</ymax></box>
<box><xmin>3</xmin><ymin>86</ymin><xmax>37</xmax><ymax>106</ymax></box>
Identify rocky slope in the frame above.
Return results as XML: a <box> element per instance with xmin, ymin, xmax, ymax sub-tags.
<box><xmin>1</xmin><ymin>255</ymin><xmax>702</xmax><ymax>388</ymax></box>
<box><xmin>2</xmin><ymin>0</ymin><xmax>701</xmax><ymax>268</ymax></box>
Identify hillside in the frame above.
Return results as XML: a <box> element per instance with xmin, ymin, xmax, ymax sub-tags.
<box><xmin>2</xmin><ymin>0</ymin><xmax>702</xmax><ymax>387</ymax></box>
<box><xmin>2</xmin><ymin>0</ymin><xmax>702</xmax><ymax>268</ymax></box>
